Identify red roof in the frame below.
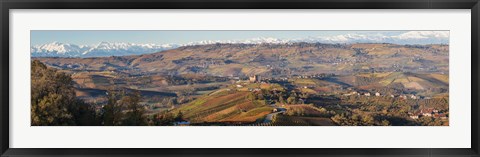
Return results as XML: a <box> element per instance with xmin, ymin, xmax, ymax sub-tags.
<box><xmin>420</xmin><ymin>108</ymin><xmax>435</xmax><ymax>114</ymax></box>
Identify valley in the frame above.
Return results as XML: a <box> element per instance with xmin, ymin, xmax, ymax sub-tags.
<box><xmin>32</xmin><ymin>42</ymin><xmax>449</xmax><ymax>126</ymax></box>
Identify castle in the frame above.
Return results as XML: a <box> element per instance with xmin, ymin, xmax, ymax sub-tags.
<box><xmin>249</xmin><ymin>75</ymin><xmax>260</xmax><ymax>83</ymax></box>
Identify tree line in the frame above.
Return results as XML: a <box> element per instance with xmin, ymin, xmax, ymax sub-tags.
<box><xmin>31</xmin><ymin>60</ymin><xmax>150</xmax><ymax>126</ymax></box>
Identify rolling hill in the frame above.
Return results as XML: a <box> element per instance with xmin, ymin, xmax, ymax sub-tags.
<box><xmin>332</xmin><ymin>72</ymin><xmax>449</xmax><ymax>95</ymax></box>
<box><xmin>174</xmin><ymin>89</ymin><xmax>273</xmax><ymax>123</ymax></box>
<box><xmin>34</xmin><ymin>43</ymin><xmax>449</xmax><ymax>77</ymax></box>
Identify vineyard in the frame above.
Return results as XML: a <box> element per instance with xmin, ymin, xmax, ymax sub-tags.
<box><xmin>269</xmin><ymin>114</ymin><xmax>336</xmax><ymax>126</ymax></box>
<box><xmin>175</xmin><ymin>90</ymin><xmax>273</xmax><ymax>123</ymax></box>
<box><xmin>190</xmin><ymin>114</ymin><xmax>336</xmax><ymax>126</ymax></box>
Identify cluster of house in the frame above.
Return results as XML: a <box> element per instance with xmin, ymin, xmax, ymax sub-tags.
<box><xmin>398</xmin><ymin>94</ymin><xmax>421</xmax><ymax>100</ymax></box>
<box><xmin>265</xmin><ymin>77</ymin><xmax>289</xmax><ymax>81</ymax></box>
<box><xmin>342</xmin><ymin>91</ymin><xmax>429</xmax><ymax>100</ymax></box>
<box><xmin>235</xmin><ymin>84</ymin><xmax>261</xmax><ymax>91</ymax></box>
<box><xmin>249</xmin><ymin>88</ymin><xmax>262</xmax><ymax>92</ymax></box>
<box><xmin>303</xmin><ymin>85</ymin><xmax>315</xmax><ymax>89</ymax></box>
<box><xmin>243</xmin><ymin>73</ymin><xmax>334</xmax><ymax>83</ymax></box>
<box><xmin>408</xmin><ymin>108</ymin><xmax>447</xmax><ymax>120</ymax></box>
<box><xmin>292</xmin><ymin>73</ymin><xmax>335</xmax><ymax>79</ymax></box>
<box><xmin>343</xmin><ymin>91</ymin><xmax>382</xmax><ymax>97</ymax></box>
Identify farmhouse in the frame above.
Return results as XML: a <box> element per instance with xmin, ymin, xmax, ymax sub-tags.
<box><xmin>420</xmin><ymin>108</ymin><xmax>435</xmax><ymax>117</ymax></box>
<box><xmin>410</xmin><ymin>94</ymin><xmax>418</xmax><ymax>99</ymax></box>
<box><xmin>273</xmin><ymin>108</ymin><xmax>286</xmax><ymax>112</ymax></box>
<box><xmin>343</xmin><ymin>91</ymin><xmax>360</xmax><ymax>96</ymax></box>
<box><xmin>434</xmin><ymin>113</ymin><xmax>448</xmax><ymax>120</ymax></box>
<box><xmin>409</xmin><ymin>108</ymin><xmax>445</xmax><ymax>120</ymax></box>
<box><xmin>410</xmin><ymin>115</ymin><xmax>419</xmax><ymax>119</ymax></box>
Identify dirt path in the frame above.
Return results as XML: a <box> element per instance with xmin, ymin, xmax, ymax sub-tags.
<box><xmin>262</xmin><ymin>110</ymin><xmax>285</xmax><ymax>123</ymax></box>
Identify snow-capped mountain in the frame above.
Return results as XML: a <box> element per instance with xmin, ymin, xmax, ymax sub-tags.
<box><xmin>31</xmin><ymin>31</ymin><xmax>449</xmax><ymax>58</ymax></box>
<box><xmin>82</xmin><ymin>42</ymin><xmax>179</xmax><ymax>57</ymax></box>
<box><xmin>185</xmin><ymin>37</ymin><xmax>290</xmax><ymax>45</ymax></box>
<box><xmin>184</xmin><ymin>31</ymin><xmax>448</xmax><ymax>46</ymax></box>
<box><xmin>30</xmin><ymin>42</ymin><xmax>90</xmax><ymax>57</ymax></box>
<box><xmin>31</xmin><ymin>39</ymin><xmax>292</xmax><ymax>58</ymax></box>
<box><xmin>292</xmin><ymin>31</ymin><xmax>449</xmax><ymax>45</ymax></box>
<box><xmin>31</xmin><ymin>42</ymin><xmax>180</xmax><ymax>58</ymax></box>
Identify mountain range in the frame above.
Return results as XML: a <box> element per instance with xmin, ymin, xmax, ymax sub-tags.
<box><xmin>31</xmin><ymin>32</ymin><xmax>449</xmax><ymax>58</ymax></box>
<box><xmin>30</xmin><ymin>41</ymin><xmax>180</xmax><ymax>58</ymax></box>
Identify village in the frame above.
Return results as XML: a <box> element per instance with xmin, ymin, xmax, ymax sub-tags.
<box><xmin>224</xmin><ymin>73</ymin><xmax>449</xmax><ymax>124</ymax></box>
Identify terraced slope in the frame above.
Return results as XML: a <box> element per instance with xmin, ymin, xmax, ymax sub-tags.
<box><xmin>175</xmin><ymin>89</ymin><xmax>273</xmax><ymax>123</ymax></box>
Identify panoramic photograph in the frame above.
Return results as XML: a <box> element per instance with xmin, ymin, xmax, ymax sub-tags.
<box><xmin>30</xmin><ymin>30</ymin><xmax>449</xmax><ymax>126</ymax></box>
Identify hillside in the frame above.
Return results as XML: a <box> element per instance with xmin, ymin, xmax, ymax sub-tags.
<box><xmin>34</xmin><ymin>43</ymin><xmax>449</xmax><ymax>77</ymax></box>
<box><xmin>31</xmin><ymin>42</ymin><xmax>450</xmax><ymax>126</ymax></box>
<box><xmin>333</xmin><ymin>72</ymin><xmax>449</xmax><ymax>96</ymax></box>
<box><xmin>174</xmin><ymin>89</ymin><xmax>273</xmax><ymax>124</ymax></box>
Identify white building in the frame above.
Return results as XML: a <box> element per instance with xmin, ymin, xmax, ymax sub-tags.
<box><xmin>410</xmin><ymin>115</ymin><xmax>419</xmax><ymax>119</ymax></box>
<box><xmin>410</xmin><ymin>95</ymin><xmax>417</xmax><ymax>99</ymax></box>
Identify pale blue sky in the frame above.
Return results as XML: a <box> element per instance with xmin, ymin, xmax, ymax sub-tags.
<box><xmin>30</xmin><ymin>30</ymin><xmax>449</xmax><ymax>46</ymax></box>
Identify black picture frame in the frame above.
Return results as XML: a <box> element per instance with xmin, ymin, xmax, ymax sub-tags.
<box><xmin>1</xmin><ymin>0</ymin><xmax>479</xmax><ymax>157</ymax></box>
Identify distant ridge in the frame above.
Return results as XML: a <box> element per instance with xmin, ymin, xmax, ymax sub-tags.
<box><xmin>34</xmin><ymin>43</ymin><xmax>449</xmax><ymax>77</ymax></box>
<box><xmin>31</xmin><ymin>32</ymin><xmax>449</xmax><ymax>58</ymax></box>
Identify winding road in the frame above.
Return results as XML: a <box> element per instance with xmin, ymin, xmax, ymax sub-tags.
<box><xmin>262</xmin><ymin>108</ymin><xmax>286</xmax><ymax>123</ymax></box>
